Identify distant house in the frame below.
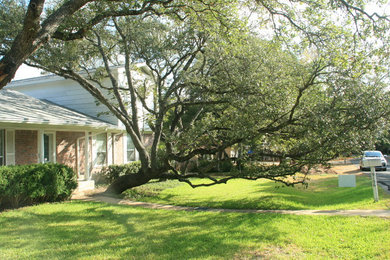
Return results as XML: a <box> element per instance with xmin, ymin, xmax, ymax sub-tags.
<box><xmin>1</xmin><ymin>68</ymin><xmax>150</xmax><ymax>190</ymax></box>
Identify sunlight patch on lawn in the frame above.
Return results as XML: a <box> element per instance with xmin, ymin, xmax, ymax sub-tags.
<box><xmin>123</xmin><ymin>175</ymin><xmax>390</xmax><ymax>210</ymax></box>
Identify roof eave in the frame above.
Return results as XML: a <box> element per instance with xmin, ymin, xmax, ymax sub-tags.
<box><xmin>0</xmin><ymin>121</ymin><xmax>125</xmax><ymax>133</ymax></box>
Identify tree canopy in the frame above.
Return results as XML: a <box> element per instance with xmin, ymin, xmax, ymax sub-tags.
<box><xmin>0</xmin><ymin>0</ymin><xmax>205</xmax><ymax>88</ymax></box>
<box><xmin>1</xmin><ymin>0</ymin><xmax>389</xmax><ymax>87</ymax></box>
<box><xmin>2</xmin><ymin>0</ymin><xmax>390</xmax><ymax>193</ymax></box>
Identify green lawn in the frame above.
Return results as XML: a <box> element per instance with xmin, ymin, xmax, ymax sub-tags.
<box><xmin>0</xmin><ymin>201</ymin><xmax>389</xmax><ymax>259</ymax></box>
<box><xmin>124</xmin><ymin>174</ymin><xmax>390</xmax><ymax>210</ymax></box>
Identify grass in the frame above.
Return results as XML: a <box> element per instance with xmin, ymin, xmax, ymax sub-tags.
<box><xmin>123</xmin><ymin>174</ymin><xmax>390</xmax><ymax>210</ymax></box>
<box><xmin>0</xmin><ymin>201</ymin><xmax>390</xmax><ymax>259</ymax></box>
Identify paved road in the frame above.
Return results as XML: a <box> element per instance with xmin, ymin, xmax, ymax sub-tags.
<box><xmin>330</xmin><ymin>158</ymin><xmax>390</xmax><ymax>193</ymax></box>
<box><xmin>370</xmin><ymin>170</ymin><xmax>390</xmax><ymax>193</ymax></box>
<box><xmin>347</xmin><ymin>158</ymin><xmax>390</xmax><ymax>193</ymax></box>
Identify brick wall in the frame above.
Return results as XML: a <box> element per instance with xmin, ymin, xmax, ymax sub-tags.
<box><xmin>77</xmin><ymin>135</ymin><xmax>88</xmax><ymax>178</ymax></box>
<box><xmin>12</xmin><ymin>130</ymin><xmax>128</xmax><ymax>180</ymax></box>
<box><xmin>56</xmin><ymin>131</ymin><xmax>84</xmax><ymax>174</ymax></box>
<box><xmin>15</xmin><ymin>130</ymin><xmax>38</xmax><ymax>165</ymax></box>
<box><xmin>113</xmin><ymin>133</ymin><xmax>124</xmax><ymax>164</ymax></box>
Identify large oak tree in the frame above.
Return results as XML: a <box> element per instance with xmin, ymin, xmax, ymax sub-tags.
<box><xmin>25</xmin><ymin>0</ymin><xmax>390</xmax><ymax>193</ymax></box>
<box><xmin>2</xmin><ymin>0</ymin><xmax>390</xmax><ymax>193</ymax></box>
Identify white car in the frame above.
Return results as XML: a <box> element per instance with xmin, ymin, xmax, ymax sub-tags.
<box><xmin>360</xmin><ymin>151</ymin><xmax>387</xmax><ymax>171</ymax></box>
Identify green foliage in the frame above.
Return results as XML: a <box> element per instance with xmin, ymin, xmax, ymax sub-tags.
<box><xmin>98</xmin><ymin>161</ymin><xmax>141</xmax><ymax>184</ymax></box>
<box><xmin>0</xmin><ymin>163</ymin><xmax>77</xmax><ymax>210</ymax></box>
<box><xmin>23</xmin><ymin>0</ymin><xmax>390</xmax><ymax>190</ymax></box>
<box><xmin>124</xmin><ymin>180</ymin><xmax>182</xmax><ymax>200</ymax></box>
<box><xmin>218</xmin><ymin>160</ymin><xmax>234</xmax><ymax>172</ymax></box>
<box><xmin>375</xmin><ymin>129</ymin><xmax>390</xmax><ymax>154</ymax></box>
<box><xmin>0</xmin><ymin>0</ymin><xmax>25</xmax><ymax>54</ymax></box>
<box><xmin>191</xmin><ymin>159</ymin><xmax>234</xmax><ymax>173</ymax></box>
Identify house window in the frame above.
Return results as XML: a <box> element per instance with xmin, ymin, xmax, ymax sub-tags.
<box><xmin>0</xmin><ymin>130</ymin><xmax>4</xmax><ymax>166</ymax></box>
<box><xmin>94</xmin><ymin>133</ymin><xmax>107</xmax><ymax>166</ymax></box>
<box><xmin>127</xmin><ymin>134</ymin><xmax>136</xmax><ymax>162</ymax></box>
<box><xmin>43</xmin><ymin>133</ymin><xmax>55</xmax><ymax>163</ymax></box>
<box><xmin>5</xmin><ymin>130</ymin><xmax>15</xmax><ymax>165</ymax></box>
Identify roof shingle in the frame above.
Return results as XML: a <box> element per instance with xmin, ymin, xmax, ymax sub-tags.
<box><xmin>0</xmin><ymin>90</ymin><xmax>121</xmax><ymax>131</ymax></box>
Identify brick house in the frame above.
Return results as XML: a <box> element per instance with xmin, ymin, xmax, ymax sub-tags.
<box><xmin>2</xmin><ymin>69</ymin><xmax>149</xmax><ymax>190</ymax></box>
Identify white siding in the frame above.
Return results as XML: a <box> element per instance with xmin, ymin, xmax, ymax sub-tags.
<box><xmin>117</xmin><ymin>66</ymin><xmax>152</xmax><ymax>131</ymax></box>
<box><xmin>8</xmin><ymin>75</ymin><xmax>119</xmax><ymax>126</ymax></box>
<box><xmin>8</xmin><ymin>66</ymin><xmax>153</xmax><ymax>132</ymax></box>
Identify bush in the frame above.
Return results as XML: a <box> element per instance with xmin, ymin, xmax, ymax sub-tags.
<box><xmin>98</xmin><ymin>161</ymin><xmax>141</xmax><ymax>184</ymax></box>
<box><xmin>0</xmin><ymin>163</ymin><xmax>77</xmax><ymax>210</ymax></box>
<box><xmin>218</xmin><ymin>160</ymin><xmax>234</xmax><ymax>172</ymax></box>
<box><xmin>123</xmin><ymin>180</ymin><xmax>183</xmax><ymax>200</ymax></box>
<box><xmin>191</xmin><ymin>159</ymin><xmax>234</xmax><ymax>173</ymax></box>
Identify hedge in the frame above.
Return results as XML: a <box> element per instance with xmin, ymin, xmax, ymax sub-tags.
<box><xmin>0</xmin><ymin>163</ymin><xmax>78</xmax><ymax>210</ymax></box>
<box><xmin>98</xmin><ymin>161</ymin><xmax>141</xmax><ymax>184</ymax></box>
<box><xmin>188</xmin><ymin>159</ymin><xmax>234</xmax><ymax>173</ymax></box>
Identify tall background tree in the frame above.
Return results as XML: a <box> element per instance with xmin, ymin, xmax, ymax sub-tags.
<box><xmin>2</xmin><ymin>0</ymin><xmax>390</xmax><ymax>193</ymax></box>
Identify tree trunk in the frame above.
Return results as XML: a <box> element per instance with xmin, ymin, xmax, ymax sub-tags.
<box><xmin>105</xmin><ymin>171</ymin><xmax>153</xmax><ymax>194</ymax></box>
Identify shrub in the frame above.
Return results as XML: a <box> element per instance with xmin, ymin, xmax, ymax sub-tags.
<box><xmin>123</xmin><ymin>180</ymin><xmax>182</xmax><ymax>200</ymax></box>
<box><xmin>218</xmin><ymin>160</ymin><xmax>234</xmax><ymax>172</ymax></box>
<box><xmin>0</xmin><ymin>163</ymin><xmax>77</xmax><ymax>210</ymax></box>
<box><xmin>191</xmin><ymin>159</ymin><xmax>233</xmax><ymax>173</ymax></box>
<box><xmin>98</xmin><ymin>161</ymin><xmax>141</xmax><ymax>184</ymax></box>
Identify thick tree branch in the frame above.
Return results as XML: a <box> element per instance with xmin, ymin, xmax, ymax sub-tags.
<box><xmin>0</xmin><ymin>0</ymin><xmax>92</xmax><ymax>89</ymax></box>
<box><xmin>52</xmin><ymin>0</ymin><xmax>177</xmax><ymax>41</ymax></box>
<box><xmin>93</xmin><ymin>30</ymin><xmax>130</xmax><ymax>126</ymax></box>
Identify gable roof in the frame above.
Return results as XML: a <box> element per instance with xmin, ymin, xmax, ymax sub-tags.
<box><xmin>0</xmin><ymin>89</ymin><xmax>122</xmax><ymax>131</ymax></box>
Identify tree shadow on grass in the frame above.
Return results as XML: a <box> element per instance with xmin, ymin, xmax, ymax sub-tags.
<box><xmin>0</xmin><ymin>201</ymin><xmax>288</xmax><ymax>259</ymax></box>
